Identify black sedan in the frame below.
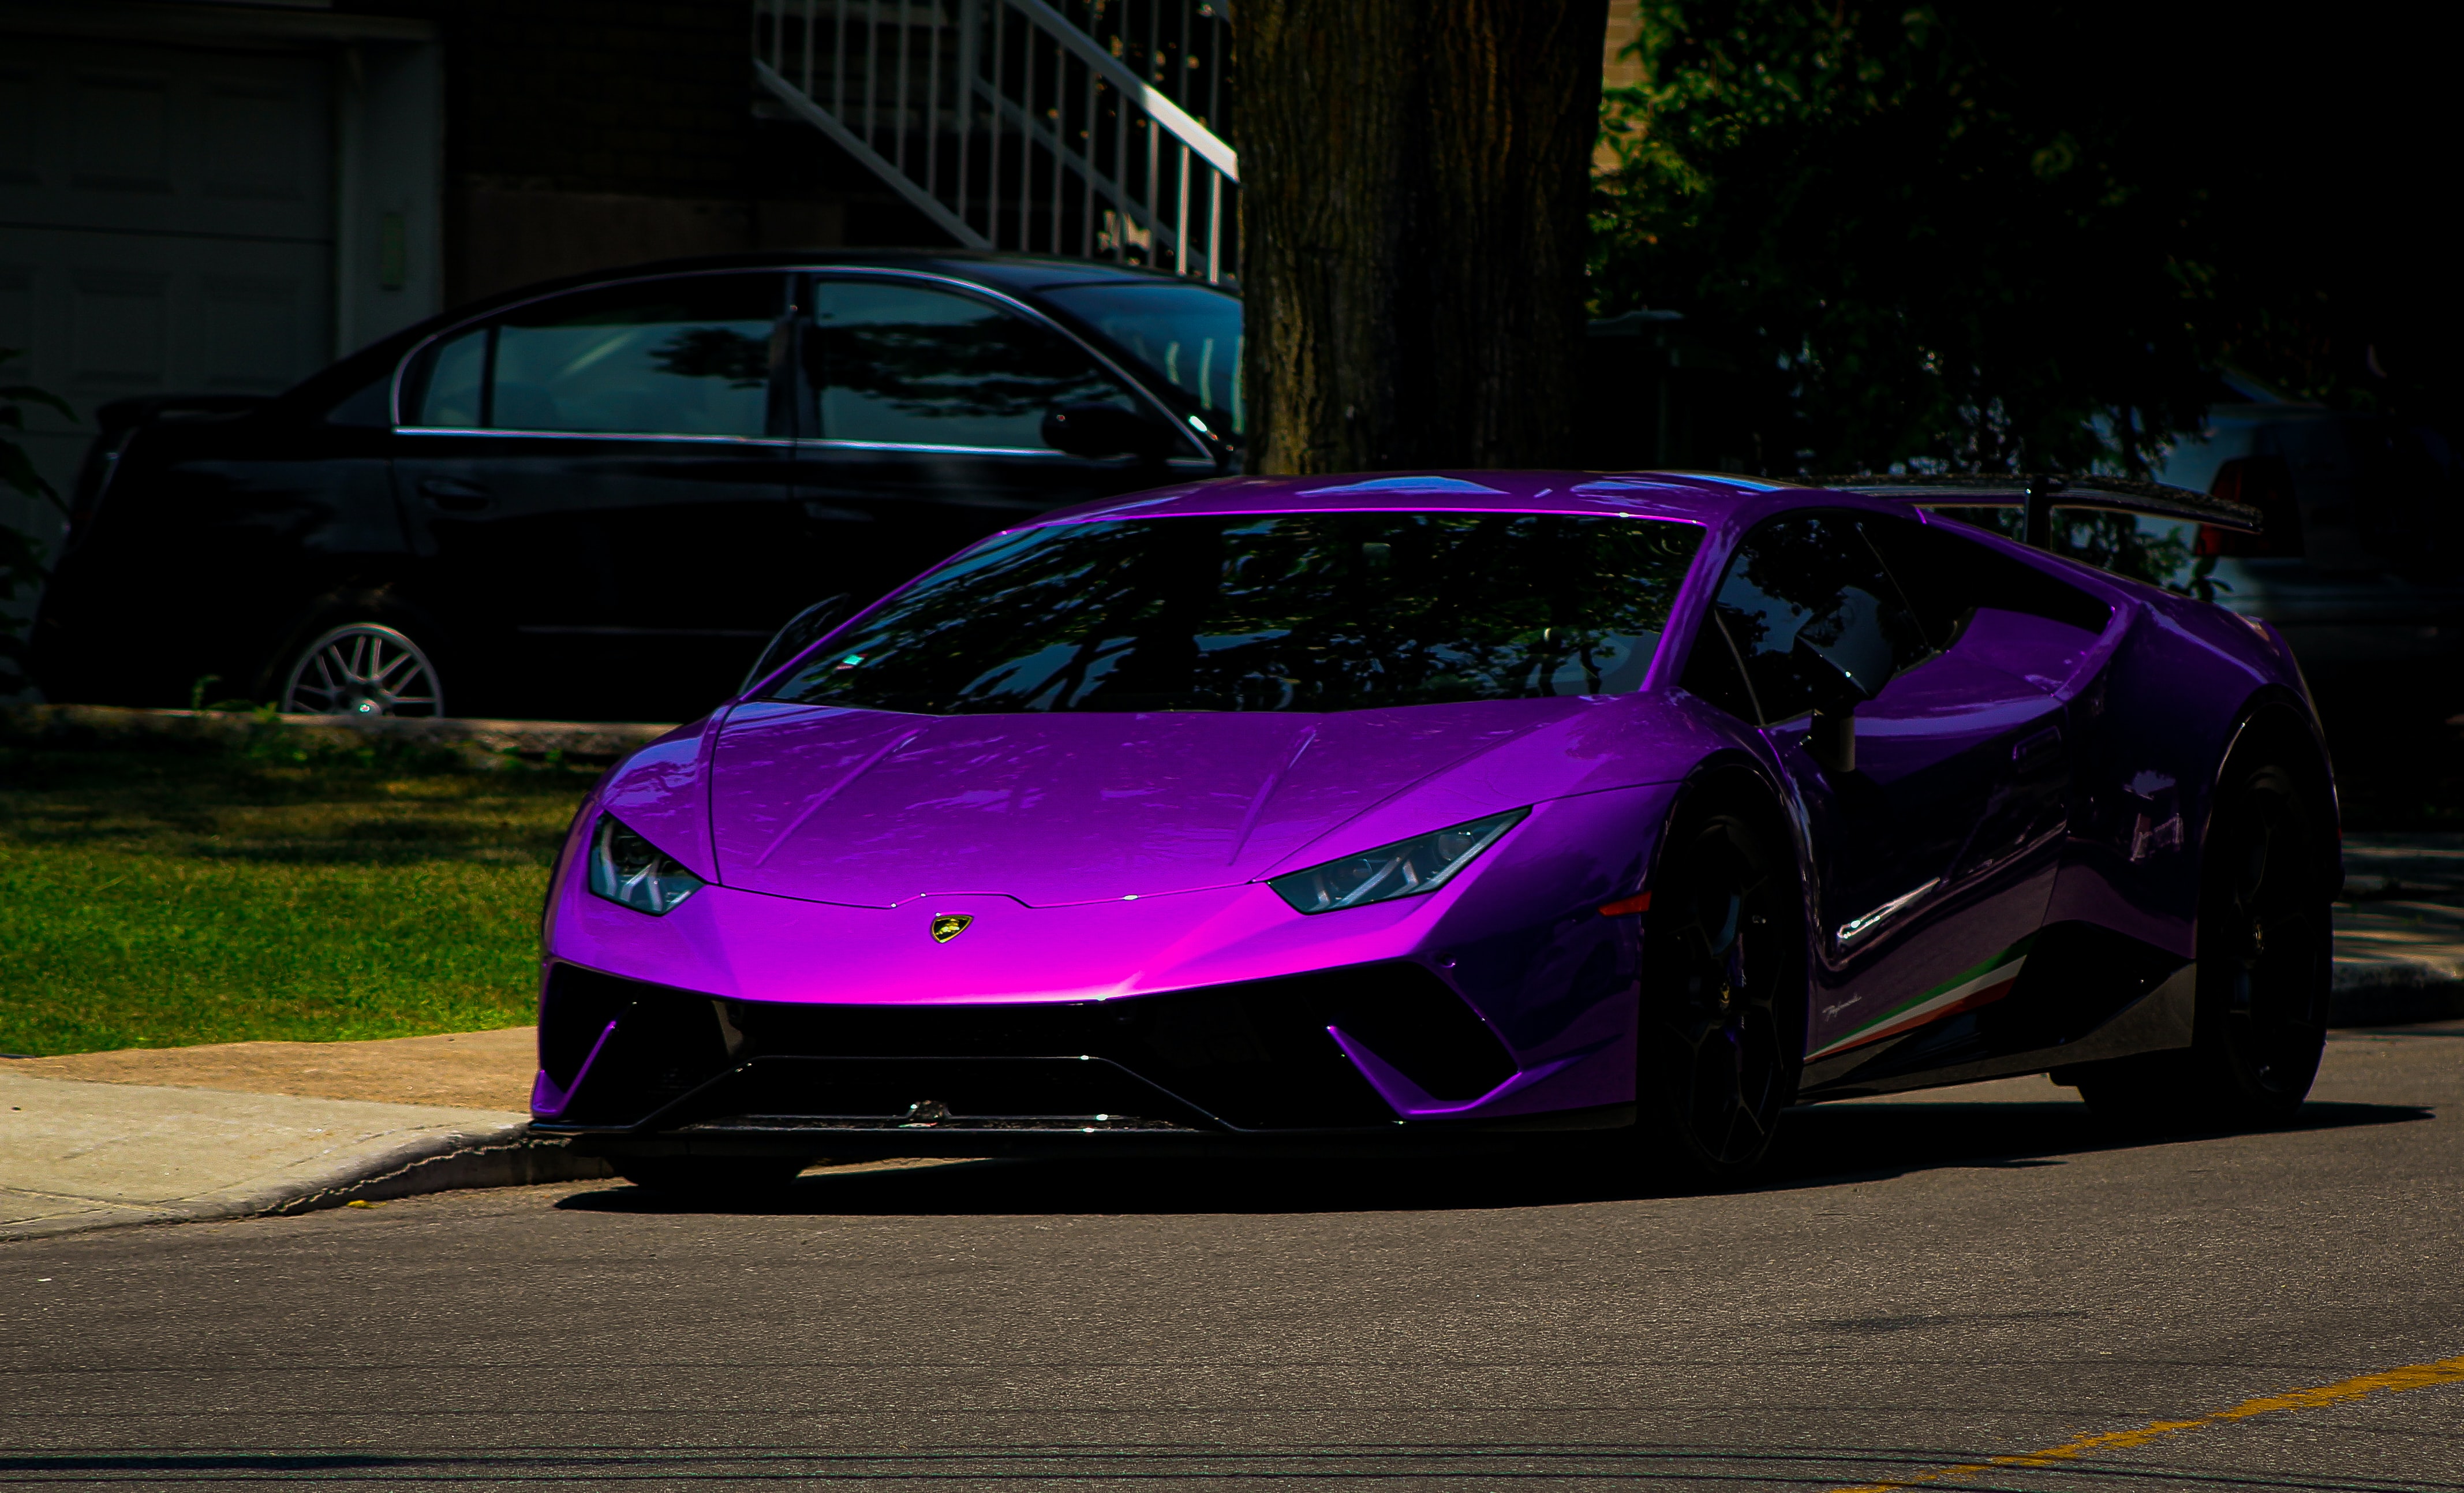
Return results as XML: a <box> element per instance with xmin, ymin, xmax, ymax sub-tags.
<box><xmin>31</xmin><ymin>252</ymin><xmax>1242</xmax><ymax>722</ymax></box>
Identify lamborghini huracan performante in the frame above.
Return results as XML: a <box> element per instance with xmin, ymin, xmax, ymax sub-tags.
<box><xmin>530</xmin><ymin>471</ymin><xmax>2338</xmax><ymax>1190</ymax></box>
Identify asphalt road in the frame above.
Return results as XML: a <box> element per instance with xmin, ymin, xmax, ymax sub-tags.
<box><xmin>6</xmin><ymin>1027</ymin><xmax>2462</xmax><ymax>1491</ymax></box>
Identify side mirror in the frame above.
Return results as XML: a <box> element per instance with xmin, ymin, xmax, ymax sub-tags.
<box><xmin>1042</xmin><ymin>402</ymin><xmax>1176</xmax><ymax>462</ymax></box>
<box><xmin>742</xmin><ymin>593</ymin><xmax>858</xmax><ymax>693</ymax></box>
<box><xmin>1791</xmin><ymin>630</ymin><xmax>1893</xmax><ymax>777</ymax></box>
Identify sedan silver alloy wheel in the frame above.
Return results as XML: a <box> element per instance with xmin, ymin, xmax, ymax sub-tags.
<box><xmin>279</xmin><ymin>623</ymin><xmax>445</xmax><ymax>716</ymax></box>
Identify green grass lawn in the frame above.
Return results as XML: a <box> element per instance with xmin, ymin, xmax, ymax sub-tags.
<box><xmin>0</xmin><ymin>736</ymin><xmax>597</xmax><ymax>1056</ymax></box>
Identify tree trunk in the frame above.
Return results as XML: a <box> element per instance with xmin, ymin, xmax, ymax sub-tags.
<box><xmin>1236</xmin><ymin>0</ymin><xmax>1609</xmax><ymax>475</ymax></box>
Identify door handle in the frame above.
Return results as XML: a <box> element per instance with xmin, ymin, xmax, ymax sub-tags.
<box><xmin>2012</xmin><ymin>724</ymin><xmax>2063</xmax><ymax>769</ymax></box>
<box><xmin>418</xmin><ymin>476</ymin><xmax>493</xmax><ymax>512</ymax></box>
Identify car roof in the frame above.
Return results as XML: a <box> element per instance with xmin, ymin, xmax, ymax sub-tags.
<box><xmin>470</xmin><ymin>249</ymin><xmax>1214</xmax><ymax>309</ymax></box>
<box><xmin>1027</xmin><ymin>470</ymin><xmax>1826</xmax><ymax>530</ymax></box>
<box><xmin>270</xmin><ymin>251</ymin><xmax>1228</xmax><ymax>420</ymax></box>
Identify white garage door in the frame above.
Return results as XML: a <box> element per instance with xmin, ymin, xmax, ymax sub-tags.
<box><xmin>0</xmin><ymin>34</ymin><xmax>335</xmax><ymax>539</ymax></box>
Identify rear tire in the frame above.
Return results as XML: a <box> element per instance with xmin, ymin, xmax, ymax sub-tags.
<box><xmin>2077</xmin><ymin>745</ymin><xmax>2331</xmax><ymax>1131</ymax></box>
<box><xmin>1635</xmin><ymin>794</ymin><xmax>1805</xmax><ymax>1181</ymax></box>
<box><xmin>614</xmin><ymin>1156</ymin><xmax>810</xmax><ymax>1198</ymax></box>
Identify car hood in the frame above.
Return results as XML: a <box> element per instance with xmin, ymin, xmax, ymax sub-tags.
<box><xmin>701</xmin><ymin>696</ymin><xmax>1688</xmax><ymax>908</ymax></box>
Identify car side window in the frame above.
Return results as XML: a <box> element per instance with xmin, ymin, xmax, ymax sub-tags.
<box><xmin>1678</xmin><ymin>610</ymin><xmax>1761</xmax><ymax>722</ymax></box>
<box><xmin>809</xmin><ymin>279</ymin><xmax>1137</xmax><ymax>449</ymax></box>
<box><xmin>1869</xmin><ymin>515</ymin><xmax>2113</xmax><ymax>641</ymax></box>
<box><xmin>1852</xmin><ymin>513</ymin><xmax>1977</xmax><ymax>647</ymax></box>
<box><xmin>1691</xmin><ymin>512</ymin><xmax>1931</xmax><ymax>725</ymax></box>
<box><xmin>401</xmin><ymin>274</ymin><xmax>788</xmax><ymax>436</ymax></box>
<box><xmin>407</xmin><ymin>325</ymin><xmax>486</xmax><ymax>427</ymax></box>
<box><xmin>493</xmin><ymin>275</ymin><xmax>786</xmax><ymax>436</ymax></box>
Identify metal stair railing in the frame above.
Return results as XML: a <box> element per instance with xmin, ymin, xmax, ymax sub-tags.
<box><xmin>753</xmin><ymin>0</ymin><xmax>1238</xmax><ymax>283</ymax></box>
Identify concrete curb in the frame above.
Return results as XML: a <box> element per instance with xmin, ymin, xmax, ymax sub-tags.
<box><xmin>0</xmin><ymin>1118</ymin><xmax>611</xmax><ymax>1246</ymax></box>
<box><xmin>259</xmin><ymin>1124</ymin><xmax>617</xmax><ymax>1218</ymax></box>
<box><xmin>2329</xmin><ymin>960</ymin><xmax>2464</xmax><ymax>1028</ymax></box>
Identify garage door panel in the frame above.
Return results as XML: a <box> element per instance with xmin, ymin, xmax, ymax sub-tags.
<box><xmin>69</xmin><ymin>268</ymin><xmax>170</xmax><ymax>387</ymax></box>
<box><xmin>8</xmin><ymin>229</ymin><xmax>330</xmax><ymax>402</ymax></box>
<box><xmin>1</xmin><ymin>38</ymin><xmax>331</xmax><ymax>244</ymax></box>
<box><xmin>72</xmin><ymin>69</ymin><xmax>174</xmax><ymax>194</ymax></box>
<box><xmin>0</xmin><ymin>66</ymin><xmax>35</xmax><ymax>186</ymax></box>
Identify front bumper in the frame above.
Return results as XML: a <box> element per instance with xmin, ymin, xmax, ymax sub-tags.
<box><xmin>528</xmin><ymin>961</ymin><xmax>1633</xmax><ymax>1160</ymax></box>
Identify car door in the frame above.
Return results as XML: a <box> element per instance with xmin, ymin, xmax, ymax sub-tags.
<box><xmin>790</xmin><ymin>274</ymin><xmax>1205</xmax><ymax>607</ymax></box>
<box><xmin>1679</xmin><ymin>509</ymin><xmax>2073</xmax><ymax>1073</ymax></box>
<box><xmin>391</xmin><ymin>271</ymin><xmax>799</xmax><ymax>717</ymax></box>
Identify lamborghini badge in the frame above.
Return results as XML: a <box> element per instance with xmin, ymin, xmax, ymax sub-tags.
<box><xmin>930</xmin><ymin>913</ymin><xmax>974</xmax><ymax>943</ymax></box>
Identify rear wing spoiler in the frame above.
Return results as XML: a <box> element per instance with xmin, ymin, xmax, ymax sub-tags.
<box><xmin>1812</xmin><ymin>473</ymin><xmax>2261</xmax><ymax>549</ymax></box>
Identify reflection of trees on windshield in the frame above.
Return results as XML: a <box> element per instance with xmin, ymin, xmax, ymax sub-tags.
<box><xmin>769</xmin><ymin>513</ymin><xmax>1702</xmax><ymax>714</ymax></box>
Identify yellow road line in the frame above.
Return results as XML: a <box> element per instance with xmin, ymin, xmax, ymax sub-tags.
<box><xmin>1831</xmin><ymin>1352</ymin><xmax>2464</xmax><ymax>1491</ymax></box>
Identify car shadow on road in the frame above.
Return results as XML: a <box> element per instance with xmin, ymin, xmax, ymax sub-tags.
<box><xmin>553</xmin><ymin>1098</ymin><xmax>2431</xmax><ymax>1219</ymax></box>
<box><xmin>1758</xmin><ymin>1096</ymin><xmax>2427</xmax><ymax>1191</ymax></box>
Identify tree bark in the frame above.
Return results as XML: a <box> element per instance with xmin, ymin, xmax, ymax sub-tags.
<box><xmin>1236</xmin><ymin>0</ymin><xmax>1609</xmax><ymax>475</ymax></box>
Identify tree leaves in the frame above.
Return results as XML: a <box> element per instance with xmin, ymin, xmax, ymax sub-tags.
<box><xmin>1593</xmin><ymin>1</ymin><xmax>2222</xmax><ymax>477</ymax></box>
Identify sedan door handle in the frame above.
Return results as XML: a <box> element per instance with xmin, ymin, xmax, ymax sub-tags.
<box><xmin>418</xmin><ymin>476</ymin><xmax>493</xmax><ymax>511</ymax></box>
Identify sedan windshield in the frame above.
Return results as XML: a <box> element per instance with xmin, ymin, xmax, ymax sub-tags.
<box><xmin>1038</xmin><ymin>281</ymin><xmax>1243</xmax><ymax>435</ymax></box>
<box><xmin>764</xmin><ymin>512</ymin><xmax>1702</xmax><ymax>714</ymax></box>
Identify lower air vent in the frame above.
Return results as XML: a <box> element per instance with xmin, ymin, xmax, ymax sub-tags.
<box><xmin>1288</xmin><ymin>961</ymin><xmax>1520</xmax><ymax>1102</ymax></box>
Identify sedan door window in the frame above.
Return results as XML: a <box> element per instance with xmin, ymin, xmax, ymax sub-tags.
<box><xmin>403</xmin><ymin>275</ymin><xmax>788</xmax><ymax>437</ymax></box>
<box><xmin>1038</xmin><ymin>279</ymin><xmax>1244</xmax><ymax>435</ymax></box>
<box><xmin>809</xmin><ymin>279</ymin><xmax>1143</xmax><ymax>450</ymax></box>
<box><xmin>407</xmin><ymin>325</ymin><xmax>487</xmax><ymax>427</ymax></box>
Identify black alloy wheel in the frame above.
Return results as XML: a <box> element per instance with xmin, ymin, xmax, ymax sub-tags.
<box><xmin>2194</xmin><ymin>760</ymin><xmax>2331</xmax><ymax>1122</ymax></box>
<box><xmin>2077</xmin><ymin>751</ymin><xmax>2330</xmax><ymax>1130</ymax></box>
<box><xmin>1637</xmin><ymin>804</ymin><xmax>1804</xmax><ymax>1180</ymax></box>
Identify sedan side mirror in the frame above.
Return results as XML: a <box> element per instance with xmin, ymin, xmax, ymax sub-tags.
<box><xmin>1042</xmin><ymin>402</ymin><xmax>1176</xmax><ymax>462</ymax></box>
<box><xmin>742</xmin><ymin>593</ymin><xmax>858</xmax><ymax>693</ymax></box>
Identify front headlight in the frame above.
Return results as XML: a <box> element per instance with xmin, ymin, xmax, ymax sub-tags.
<box><xmin>587</xmin><ymin>815</ymin><xmax>706</xmax><ymax>915</ymax></box>
<box><xmin>1268</xmin><ymin>808</ymin><xmax>1528</xmax><ymax>915</ymax></box>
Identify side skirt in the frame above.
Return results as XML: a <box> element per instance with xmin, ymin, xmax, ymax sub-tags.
<box><xmin>1798</xmin><ymin>923</ymin><xmax>2193</xmax><ymax>1100</ymax></box>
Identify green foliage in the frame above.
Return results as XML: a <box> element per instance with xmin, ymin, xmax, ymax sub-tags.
<box><xmin>1593</xmin><ymin>3</ymin><xmax>2224</xmax><ymax>477</ymax></box>
<box><xmin>0</xmin><ymin>739</ymin><xmax>595</xmax><ymax>1056</ymax></box>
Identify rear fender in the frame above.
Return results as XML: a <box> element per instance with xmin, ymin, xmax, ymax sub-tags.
<box><xmin>2209</xmin><ymin>689</ymin><xmax>2342</xmax><ymax>902</ymax></box>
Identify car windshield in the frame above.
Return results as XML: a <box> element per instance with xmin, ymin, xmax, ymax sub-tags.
<box><xmin>764</xmin><ymin>511</ymin><xmax>1702</xmax><ymax>714</ymax></box>
<box><xmin>1037</xmin><ymin>281</ymin><xmax>1244</xmax><ymax>435</ymax></box>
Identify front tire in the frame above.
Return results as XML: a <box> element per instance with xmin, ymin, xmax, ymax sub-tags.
<box><xmin>1636</xmin><ymin>796</ymin><xmax>1805</xmax><ymax>1181</ymax></box>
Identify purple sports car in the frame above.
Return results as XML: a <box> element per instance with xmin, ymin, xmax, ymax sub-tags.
<box><xmin>532</xmin><ymin>470</ymin><xmax>2338</xmax><ymax>1189</ymax></box>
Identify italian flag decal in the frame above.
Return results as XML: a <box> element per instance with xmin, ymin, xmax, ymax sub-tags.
<box><xmin>1807</xmin><ymin>934</ymin><xmax>2036</xmax><ymax>1063</ymax></box>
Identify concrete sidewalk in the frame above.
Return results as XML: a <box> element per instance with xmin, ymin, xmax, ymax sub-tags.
<box><xmin>2329</xmin><ymin>833</ymin><xmax>2464</xmax><ymax>1024</ymax></box>
<box><xmin>0</xmin><ymin>1025</ymin><xmax>611</xmax><ymax>1242</ymax></box>
<box><xmin>0</xmin><ymin>1070</ymin><xmax>604</xmax><ymax>1242</ymax></box>
<box><xmin>5</xmin><ymin>832</ymin><xmax>2459</xmax><ymax>1244</ymax></box>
